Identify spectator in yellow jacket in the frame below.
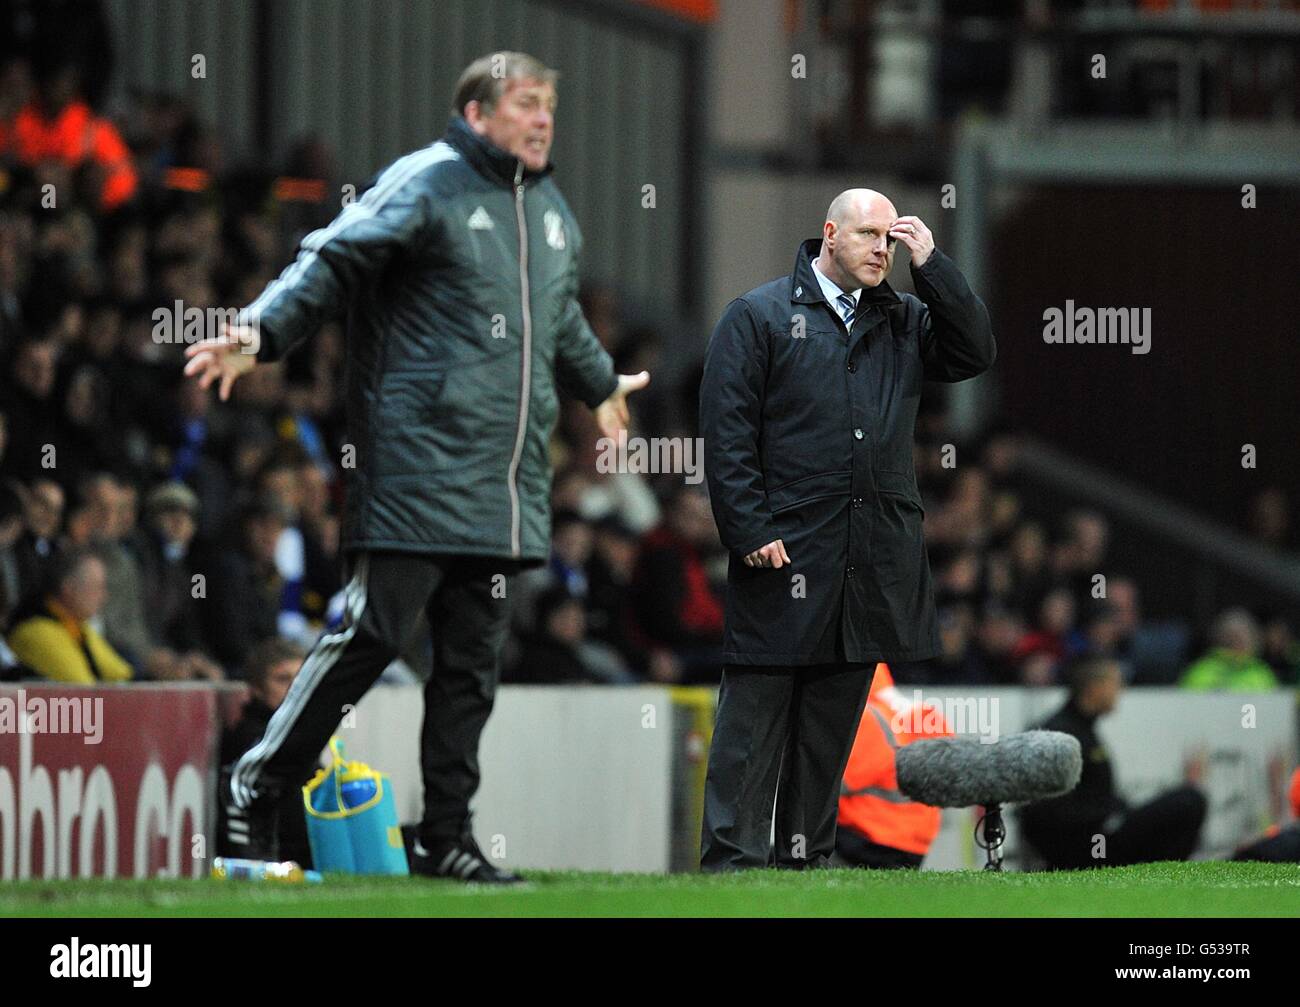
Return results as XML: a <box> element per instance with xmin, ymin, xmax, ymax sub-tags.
<box><xmin>6</xmin><ymin>547</ymin><xmax>133</xmax><ymax>684</ymax></box>
<box><xmin>1180</xmin><ymin>608</ymin><xmax>1278</xmax><ymax>692</ymax></box>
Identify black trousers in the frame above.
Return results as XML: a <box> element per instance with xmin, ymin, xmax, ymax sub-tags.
<box><xmin>1024</xmin><ymin>785</ymin><xmax>1207</xmax><ymax>870</ymax></box>
<box><xmin>230</xmin><ymin>551</ymin><xmax>516</xmax><ymax>845</ymax></box>
<box><xmin>700</xmin><ymin>661</ymin><xmax>876</xmax><ymax>870</ymax></box>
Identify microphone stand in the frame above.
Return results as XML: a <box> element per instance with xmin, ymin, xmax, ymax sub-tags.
<box><xmin>975</xmin><ymin>803</ymin><xmax>1005</xmax><ymax>871</ymax></box>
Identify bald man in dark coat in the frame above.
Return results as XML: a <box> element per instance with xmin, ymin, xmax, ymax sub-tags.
<box><xmin>699</xmin><ymin>189</ymin><xmax>995</xmax><ymax>869</ymax></box>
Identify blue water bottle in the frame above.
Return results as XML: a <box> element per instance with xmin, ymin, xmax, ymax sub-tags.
<box><xmin>340</xmin><ymin>776</ymin><xmax>378</xmax><ymax>809</ymax></box>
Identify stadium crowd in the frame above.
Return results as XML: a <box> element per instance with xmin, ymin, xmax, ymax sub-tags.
<box><xmin>1</xmin><ymin>14</ymin><xmax>1297</xmax><ymax>694</ymax></box>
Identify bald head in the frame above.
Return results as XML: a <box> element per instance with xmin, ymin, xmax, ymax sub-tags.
<box><xmin>815</xmin><ymin>188</ymin><xmax>899</xmax><ymax>291</ymax></box>
<box><xmin>826</xmin><ymin>188</ymin><xmax>896</xmax><ymax>228</ymax></box>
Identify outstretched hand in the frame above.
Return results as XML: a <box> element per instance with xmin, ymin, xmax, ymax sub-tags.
<box><xmin>594</xmin><ymin>370</ymin><xmax>650</xmax><ymax>440</ymax></box>
<box><xmin>182</xmin><ymin>320</ymin><xmax>260</xmax><ymax>401</ymax></box>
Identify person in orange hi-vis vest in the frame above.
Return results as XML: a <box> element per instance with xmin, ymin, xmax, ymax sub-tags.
<box><xmin>1230</xmin><ymin>765</ymin><xmax>1300</xmax><ymax>863</ymax></box>
<box><xmin>836</xmin><ymin>662</ymin><xmax>953</xmax><ymax>869</ymax></box>
<box><xmin>2</xmin><ymin>58</ymin><xmax>137</xmax><ymax>212</ymax></box>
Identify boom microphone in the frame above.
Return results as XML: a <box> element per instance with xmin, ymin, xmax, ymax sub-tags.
<box><xmin>895</xmin><ymin>729</ymin><xmax>1082</xmax><ymax>808</ymax></box>
<box><xmin>894</xmin><ymin>730</ymin><xmax>1081</xmax><ymax>871</ymax></box>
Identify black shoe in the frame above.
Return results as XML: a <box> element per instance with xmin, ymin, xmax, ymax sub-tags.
<box><xmin>409</xmin><ymin>835</ymin><xmax>524</xmax><ymax>884</ymax></box>
<box><xmin>219</xmin><ymin>766</ymin><xmax>281</xmax><ymax>862</ymax></box>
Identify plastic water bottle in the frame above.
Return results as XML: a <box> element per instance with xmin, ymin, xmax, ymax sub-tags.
<box><xmin>211</xmin><ymin>857</ymin><xmax>324</xmax><ymax>883</ymax></box>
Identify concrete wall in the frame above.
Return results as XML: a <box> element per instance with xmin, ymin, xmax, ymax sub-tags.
<box><xmin>341</xmin><ymin>683</ymin><xmax>1296</xmax><ymax>873</ymax></box>
<box><xmin>346</xmin><ymin>683</ymin><xmax>680</xmax><ymax>872</ymax></box>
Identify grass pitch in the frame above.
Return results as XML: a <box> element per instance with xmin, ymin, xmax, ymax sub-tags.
<box><xmin>2</xmin><ymin>861</ymin><xmax>1297</xmax><ymax>917</ymax></box>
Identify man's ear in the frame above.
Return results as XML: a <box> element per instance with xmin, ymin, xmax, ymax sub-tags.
<box><xmin>464</xmin><ymin>100</ymin><xmax>488</xmax><ymax>134</ymax></box>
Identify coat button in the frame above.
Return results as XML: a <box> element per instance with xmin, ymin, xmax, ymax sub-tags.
<box><xmin>846</xmin><ymin>361</ymin><xmax>857</xmax><ymax>373</ymax></box>
<box><xmin>853</xmin><ymin>428</ymin><xmax>864</xmax><ymax>440</ymax></box>
<box><xmin>846</xmin><ymin>565</ymin><xmax>856</xmax><ymax>577</ymax></box>
<box><xmin>852</xmin><ymin>496</ymin><xmax>863</xmax><ymax>508</ymax></box>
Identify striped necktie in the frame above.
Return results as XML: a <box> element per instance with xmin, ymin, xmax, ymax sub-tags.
<box><xmin>837</xmin><ymin>292</ymin><xmax>857</xmax><ymax>330</ymax></box>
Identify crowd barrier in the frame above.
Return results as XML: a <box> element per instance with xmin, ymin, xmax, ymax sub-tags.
<box><xmin>1</xmin><ymin>682</ymin><xmax>1294</xmax><ymax>878</ymax></box>
<box><xmin>0</xmin><ymin>683</ymin><xmax>216</xmax><ymax>880</ymax></box>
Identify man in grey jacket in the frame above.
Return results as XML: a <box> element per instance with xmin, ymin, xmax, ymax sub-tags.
<box><xmin>186</xmin><ymin>51</ymin><xmax>647</xmax><ymax>882</ymax></box>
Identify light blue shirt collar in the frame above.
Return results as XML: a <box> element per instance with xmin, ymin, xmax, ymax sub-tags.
<box><xmin>810</xmin><ymin>258</ymin><xmax>860</xmax><ymax>323</ymax></box>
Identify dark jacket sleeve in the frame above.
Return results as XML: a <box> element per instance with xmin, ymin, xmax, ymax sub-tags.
<box><xmin>553</xmin><ymin>221</ymin><xmax>618</xmax><ymax>408</ymax></box>
<box><xmin>700</xmin><ymin>297</ymin><xmax>780</xmax><ymax>558</ymax></box>
<box><xmin>240</xmin><ymin>157</ymin><xmax>436</xmax><ymax>363</ymax></box>
<box><xmin>911</xmin><ymin>247</ymin><xmax>997</xmax><ymax>382</ymax></box>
